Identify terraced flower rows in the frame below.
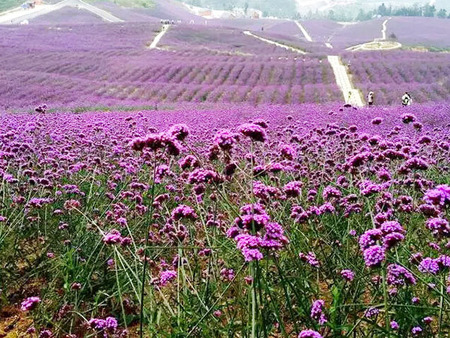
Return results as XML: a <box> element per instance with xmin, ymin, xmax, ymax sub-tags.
<box><xmin>343</xmin><ymin>51</ymin><xmax>450</xmax><ymax>105</ymax></box>
<box><xmin>0</xmin><ymin>23</ymin><xmax>341</xmax><ymax>109</ymax></box>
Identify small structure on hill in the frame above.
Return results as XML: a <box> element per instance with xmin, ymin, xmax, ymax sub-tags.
<box><xmin>21</xmin><ymin>1</ymin><xmax>36</xmax><ymax>9</ymax></box>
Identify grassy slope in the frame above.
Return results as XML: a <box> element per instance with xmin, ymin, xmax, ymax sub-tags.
<box><xmin>0</xmin><ymin>0</ymin><xmax>23</xmax><ymax>13</ymax></box>
<box><xmin>88</xmin><ymin>0</ymin><xmax>154</xmax><ymax>8</ymax></box>
<box><xmin>0</xmin><ymin>0</ymin><xmax>154</xmax><ymax>13</ymax></box>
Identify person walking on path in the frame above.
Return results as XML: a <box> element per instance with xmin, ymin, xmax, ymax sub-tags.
<box><xmin>402</xmin><ymin>92</ymin><xmax>412</xmax><ymax>106</ymax></box>
<box><xmin>367</xmin><ymin>91</ymin><xmax>374</xmax><ymax>106</ymax></box>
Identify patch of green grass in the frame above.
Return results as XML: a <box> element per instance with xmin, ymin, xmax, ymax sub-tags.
<box><xmin>0</xmin><ymin>0</ymin><xmax>23</xmax><ymax>13</ymax></box>
<box><xmin>90</xmin><ymin>0</ymin><xmax>155</xmax><ymax>8</ymax></box>
<box><xmin>48</xmin><ymin>104</ymin><xmax>158</xmax><ymax>113</ymax></box>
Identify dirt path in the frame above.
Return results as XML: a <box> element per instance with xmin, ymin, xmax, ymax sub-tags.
<box><xmin>243</xmin><ymin>31</ymin><xmax>307</xmax><ymax>55</ymax></box>
<box><xmin>148</xmin><ymin>24</ymin><xmax>169</xmax><ymax>49</ymax></box>
<box><xmin>327</xmin><ymin>55</ymin><xmax>364</xmax><ymax>107</ymax></box>
<box><xmin>0</xmin><ymin>0</ymin><xmax>123</xmax><ymax>24</ymax></box>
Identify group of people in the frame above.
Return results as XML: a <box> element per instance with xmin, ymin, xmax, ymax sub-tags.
<box><xmin>366</xmin><ymin>91</ymin><xmax>412</xmax><ymax>107</ymax></box>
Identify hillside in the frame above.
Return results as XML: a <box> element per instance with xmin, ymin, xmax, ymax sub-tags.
<box><xmin>1</xmin><ymin>0</ymin><xmax>450</xmax><ymax>337</ymax></box>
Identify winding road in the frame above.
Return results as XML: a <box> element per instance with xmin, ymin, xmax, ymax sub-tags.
<box><xmin>0</xmin><ymin>0</ymin><xmax>123</xmax><ymax>24</ymax></box>
<box><xmin>346</xmin><ymin>18</ymin><xmax>401</xmax><ymax>51</ymax></box>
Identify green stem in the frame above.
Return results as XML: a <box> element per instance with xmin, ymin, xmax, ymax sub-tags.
<box><xmin>439</xmin><ymin>274</ymin><xmax>445</xmax><ymax>335</ymax></box>
<box><xmin>381</xmin><ymin>264</ymin><xmax>390</xmax><ymax>336</ymax></box>
<box><xmin>139</xmin><ymin>155</ymin><xmax>158</xmax><ymax>338</ymax></box>
<box><xmin>251</xmin><ymin>262</ymin><xmax>257</xmax><ymax>338</ymax></box>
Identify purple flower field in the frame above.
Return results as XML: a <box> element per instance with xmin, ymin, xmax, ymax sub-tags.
<box><xmin>1</xmin><ymin>101</ymin><xmax>450</xmax><ymax>336</ymax></box>
<box><xmin>0</xmin><ymin>23</ymin><xmax>343</xmax><ymax>110</ymax></box>
<box><xmin>1</xmin><ymin>4</ymin><xmax>450</xmax><ymax>336</ymax></box>
<box><xmin>94</xmin><ymin>0</ymin><xmax>202</xmax><ymax>23</ymax></box>
<box><xmin>301</xmin><ymin>19</ymin><xmax>383</xmax><ymax>49</ymax></box>
<box><xmin>29</xmin><ymin>7</ymin><xmax>106</xmax><ymax>25</ymax></box>
<box><xmin>343</xmin><ymin>51</ymin><xmax>450</xmax><ymax>105</ymax></box>
<box><xmin>387</xmin><ymin>17</ymin><xmax>450</xmax><ymax>49</ymax></box>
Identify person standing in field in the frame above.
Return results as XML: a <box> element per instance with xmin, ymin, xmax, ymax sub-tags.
<box><xmin>402</xmin><ymin>92</ymin><xmax>412</xmax><ymax>106</ymax></box>
<box><xmin>367</xmin><ymin>91</ymin><xmax>374</xmax><ymax>106</ymax></box>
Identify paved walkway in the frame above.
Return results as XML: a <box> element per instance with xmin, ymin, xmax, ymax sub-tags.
<box><xmin>0</xmin><ymin>0</ymin><xmax>123</xmax><ymax>24</ymax></box>
<box><xmin>295</xmin><ymin>21</ymin><xmax>312</xmax><ymax>42</ymax></box>
<box><xmin>243</xmin><ymin>28</ymin><xmax>364</xmax><ymax>106</ymax></box>
<box><xmin>327</xmin><ymin>55</ymin><xmax>364</xmax><ymax>107</ymax></box>
<box><xmin>243</xmin><ymin>31</ymin><xmax>307</xmax><ymax>54</ymax></box>
<box><xmin>381</xmin><ymin>18</ymin><xmax>389</xmax><ymax>40</ymax></box>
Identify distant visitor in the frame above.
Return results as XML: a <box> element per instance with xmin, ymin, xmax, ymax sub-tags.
<box><xmin>367</xmin><ymin>91</ymin><xmax>374</xmax><ymax>106</ymax></box>
<box><xmin>402</xmin><ymin>92</ymin><xmax>412</xmax><ymax>106</ymax></box>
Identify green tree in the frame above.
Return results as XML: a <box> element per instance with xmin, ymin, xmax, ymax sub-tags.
<box><xmin>437</xmin><ymin>8</ymin><xmax>447</xmax><ymax>18</ymax></box>
<box><xmin>328</xmin><ymin>9</ymin><xmax>335</xmax><ymax>20</ymax></box>
<box><xmin>377</xmin><ymin>3</ymin><xmax>387</xmax><ymax>16</ymax></box>
<box><xmin>423</xmin><ymin>4</ymin><xmax>436</xmax><ymax>17</ymax></box>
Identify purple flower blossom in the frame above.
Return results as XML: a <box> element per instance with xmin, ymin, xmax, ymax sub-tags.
<box><xmin>426</xmin><ymin>218</ymin><xmax>450</xmax><ymax>237</ymax></box>
<box><xmin>279</xmin><ymin>143</ymin><xmax>297</xmax><ymax>160</ymax></box>
<box><xmin>160</xmin><ymin>270</ymin><xmax>177</xmax><ymax>286</ymax></box>
<box><xmin>401</xmin><ymin>113</ymin><xmax>416</xmax><ymax>123</ymax></box>
<box><xmin>237</xmin><ymin>123</ymin><xmax>267</xmax><ymax>142</ymax></box>
<box><xmin>341</xmin><ymin>269</ymin><xmax>355</xmax><ymax>281</ymax></box>
<box><xmin>235</xmin><ymin>234</ymin><xmax>263</xmax><ymax>261</ymax></box>
<box><xmin>322</xmin><ymin>185</ymin><xmax>341</xmax><ymax>200</ymax></box>
<box><xmin>360</xmin><ymin>180</ymin><xmax>382</xmax><ymax>196</ymax></box>
<box><xmin>167</xmin><ymin>124</ymin><xmax>189</xmax><ymax>141</ymax></box>
<box><xmin>21</xmin><ymin>297</ymin><xmax>41</xmax><ymax>311</ymax></box>
<box><xmin>364</xmin><ymin>307</ymin><xmax>379</xmax><ymax>318</ymax></box>
<box><xmin>89</xmin><ymin>316</ymin><xmax>118</xmax><ymax>332</ymax></box>
<box><xmin>411</xmin><ymin>326</ymin><xmax>422</xmax><ymax>336</ymax></box>
<box><xmin>418</xmin><ymin>257</ymin><xmax>440</xmax><ymax>274</ymax></box>
<box><xmin>387</xmin><ymin>264</ymin><xmax>416</xmax><ymax>286</ymax></box>
<box><xmin>298</xmin><ymin>330</ymin><xmax>323</xmax><ymax>338</ymax></box>
<box><xmin>178</xmin><ymin>155</ymin><xmax>199</xmax><ymax>170</ymax></box>
<box><xmin>235</xmin><ymin>203</ymin><xmax>270</xmax><ymax>231</ymax></box>
<box><xmin>299</xmin><ymin>252</ymin><xmax>320</xmax><ymax>267</ymax></box>
<box><xmin>390</xmin><ymin>321</ymin><xmax>399</xmax><ymax>330</ymax></box>
<box><xmin>213</xmin><ymin>129</ymin><xmax>238</xmax><ymax>151</ymax></box>
<box><xmin>39</xmin><ymin>330</ymin><xmax>52</xmax><ymax>338</ymax></box>
<box><xmin>103</xmin><ymin>229</ymin><xmax>122</xmax><ymax>245</ymax></box>
<box><xmin>130</xmin><ymin>133</ymin><xmax>164</xmax><ymax>151</ymax></box>
<box><xmin>283</xmin><ymin>181</ymin><xmax>302</xmax><ymax>198</ymax></box>
<box><xmin>363</xmin><ymin>245</ymin><xmax>385</xmax><ymax>267</ymax></box>
<box><xmin>262</xmin><ymin>222</ymin><xmax>289</xmax><ymax>249</ymax></box>
<box><xmin>359</xmin><ymin>229</ymin><xmax>382</xmax><ymax>250</ymax></box>
<box><xmin>423</xmin><ymin>316</ymin><xmax>433</xmax><ymax>324</ymax></box>
<box><xmin>424</xmin><ymin>185</ymin><xmax>450</xmax><ymax>206</ymax></box>
<box><xmin>310</xmin><ymin>300</ymin><xmax>327</xmax><ymax>325</ymax></box>
<box><xmin>381</xmin><ymin>221</ymin><xmax>405</xmax><ymax>235</ymax></box>
<box><xmin>371</xmin><ymin>117</ymin><xmax>383</xmax><ymax>125</ymax></box>
<box><xmin>188</xmin><ymin>168</ymin><xmax>220</xmax><ymax>184</ymax></box>
<box><xmin>171</xmin><ymin>205</ymin><xmax>197</xmax><ymax>221</ymax></box>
